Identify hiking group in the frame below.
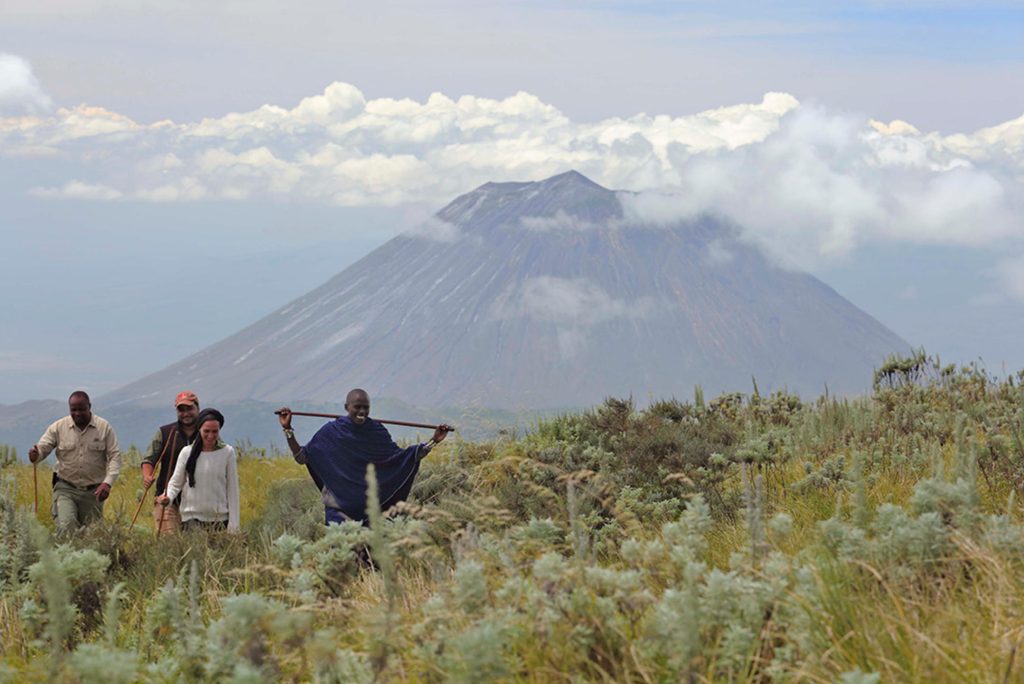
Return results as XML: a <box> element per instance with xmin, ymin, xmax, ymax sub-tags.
<box><xmin>27</xmin><ymin>389</ymin><xmax>452</xmax><ymax>536</ymax></box>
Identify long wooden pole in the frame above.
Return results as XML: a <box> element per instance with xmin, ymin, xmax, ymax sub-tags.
<box><xmin>130</xmin><ymin>427</ymin><xmax>178</xmax><ymax>531</ymax></box>
<box><xmin>32</xmin><ymin>462</ymin><xmax>38</xmax><ymax>514</ymax></box>
<box><xmin>274</xmin><ymin>410</ymin><xmax>453</xmax><ymax>431</ymax></box>
<box><xmin>129</xmin><ymin>481</ymin><xmax>152</xmax><ymax>528</ymax></box>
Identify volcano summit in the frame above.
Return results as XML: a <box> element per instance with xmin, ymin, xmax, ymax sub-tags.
<box><xmin>106</xmin><ymin>171</ymin><xmax>908</xmax><ymax>410</ymax></box>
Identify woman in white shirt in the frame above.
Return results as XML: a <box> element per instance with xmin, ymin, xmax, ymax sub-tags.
<box><xmin>156</xmin><ymin>408</ymin><xmax>240</xmax><ymax>532</ymax></box>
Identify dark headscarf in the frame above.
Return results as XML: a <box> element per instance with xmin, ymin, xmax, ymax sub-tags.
<box><xmin>184</xmin><ymin>408</ymin><xmax>225</xmax><ymax>488</ymax></box>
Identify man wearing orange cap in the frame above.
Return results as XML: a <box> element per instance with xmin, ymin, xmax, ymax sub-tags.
<box><xmin>140</xmin><ymin>390</ymin><xmax>200</xmax><ymax>534</ymax></box>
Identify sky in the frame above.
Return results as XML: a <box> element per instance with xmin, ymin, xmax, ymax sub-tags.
<box><xmin>1</xmin><ymin>1</ymin><xmax>1023</xmax><ymax>403</ymax></box>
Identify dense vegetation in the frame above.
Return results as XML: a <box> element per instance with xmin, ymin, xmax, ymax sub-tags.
<box><xmin>2</xmin><ymin>353</ymin><xmax>1024</xmax><ymax>682</ymax></box>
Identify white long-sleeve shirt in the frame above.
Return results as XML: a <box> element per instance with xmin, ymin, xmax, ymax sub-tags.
<box><xmin>164</xmin><ymin>444</ymin><xmax>240</xmax><ymax>531</ymax></box>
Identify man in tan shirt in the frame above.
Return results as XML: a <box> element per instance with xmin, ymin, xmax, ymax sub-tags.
<box><xmin>28</xmin><ymin>390</ymin><xmax>122</xmax><ymax>536</ymax></box>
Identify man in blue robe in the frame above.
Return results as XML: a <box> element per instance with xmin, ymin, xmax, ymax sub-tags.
<box><xmin>277</xmin><ymin>389</ymin><xmax>451</xmax><ymax>524</ymax></box>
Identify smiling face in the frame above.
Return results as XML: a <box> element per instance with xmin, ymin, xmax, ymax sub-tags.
<box><xmin>177</xmin><ymin>402</ymin><xmax>199</xmax><ymax>428</ymax></box>
<box><xmin>199</xmin><ymin>419</ymin><xmax>220</xmax><ymax>450</ymax></box>
<box><xmin>345</xmin><ymin>389</ymin><xmax>370</xmax><ymax>424</ymax></box>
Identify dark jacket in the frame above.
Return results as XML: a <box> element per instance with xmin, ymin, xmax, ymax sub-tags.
<box><xmin>142</xmin><ymin>422</ymin><xmax>198</xmax><ymax>497</ymax></box>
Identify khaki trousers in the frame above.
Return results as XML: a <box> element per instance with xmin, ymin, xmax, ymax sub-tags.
<box><xmin>153</xmin><ymin>501</ymin><xmax>182</xmax><ymax>535</ymax></box>
<box><xmin>52</xmin><ymin>480</ymin><xmax>104</xmax><ymax>537</ymax></box>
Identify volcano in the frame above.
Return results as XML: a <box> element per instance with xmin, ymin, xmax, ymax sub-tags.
<box><xmin>105</xmin><ymin>171</ymin><xmax>908</xmax><ymax>410</ymax></box>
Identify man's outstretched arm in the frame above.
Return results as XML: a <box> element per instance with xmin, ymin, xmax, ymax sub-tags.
<box><xmin>418</xmin><ymin>423</ymin><xmax>454</xmax><ymax>459</ymax></box>
<box><xmin>277</xmin><ymin>407</ymin><xmax>303</xmax><ymax>460</ymax></box>
<box><xmin>278</xmin><ymin>407</ymin><xmax>324</xmax><ymax>490</ymax></box>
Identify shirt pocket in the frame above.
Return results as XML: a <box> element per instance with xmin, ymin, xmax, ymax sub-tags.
<box><xmin>88</xmin><ymin>440</ymin><xmax>106</xmax><ymax>454</ymax></box>
<box><xmin>56</xmin><ymin>437</ymin><xmax>78</xmax><ymax>458</ymax></box>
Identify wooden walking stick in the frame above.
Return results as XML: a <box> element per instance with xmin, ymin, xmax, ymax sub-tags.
<box><xmin>129</xmin><ymin>480</ymin><xmax>153</xmax><ymax>529</ymax></box>
<box><xmin>130</xmin><ymin>428</ymin><xmax>178</xmax><ymax>531</ymax></box>
<box><xmin>156</xmin><ymin>502</ymin><xmax>168</xmax><ymax>539</ymax></box>
<box><xmin>274</xmin><ymin>410</ymin><xmax>454</xmax><ymax>432</ymax></box>
<box><xmin>32</xmin><ymin>461</ymin><xmax>38</xmax><ymax>515</ymax></box>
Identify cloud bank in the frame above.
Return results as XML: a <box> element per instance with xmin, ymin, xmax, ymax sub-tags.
<box><xmin>620</xmin><ymin>106</ymin><xmax>1024</xmax><ymax>269</ymax></box>
<box><xmin>1</xmin><ymin>73</ymin><xmax>803</xmax><ymax>206</ymax></box>
<box><xmin>2</xmin><ymin>54</ymin><xmax>1023</xmax><ymax>293</ymax></box>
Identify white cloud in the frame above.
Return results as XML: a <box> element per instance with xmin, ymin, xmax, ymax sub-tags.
<box><xmin>29</xmin><ymin>180</ymin><xmax>123</xmax><ymax>200</ymax></box>
<box><xmin>0</xmin><ymin>84</ymin><xmax>800</xmax><ymax>208</ymax></box>
<box><xmin>1</xmin><ymin>75</ymin><xmax>1023</xmax><ymax>290</ymax></box>
<box><xmin>621</xmin><ymin>104</ymin><xmax>1024</xmax><ymax>269</ymax></box>
<box><xmin>404</xmin><ymin>216</ymin><xmax>463</xmax><ymax>243</ymax></box>
<box><xmin>705</xmin><ymin>240</ymin><xmax>734</xmax><ymax>266</ymax></box>
<box><xmin>489</xmin><ymin>276</ymin><xmax>658</xmax><ymax>358</ymax></box>
<box><xmin>53</xmin><ymin>104</ymin><xmax>138</xmax><ymax>140</ymax></box>
<box><xmin>499</xmin><ymin>276</ymin><xmax>656</xmax><ymax>326</ymax></box>
<box><xmin>869</xmin><ymin>119</ymin><xmax>920</xmax><ymax>137</ymax></box>
<box><xmin>0</xmin><ymin>54</ymin><xmax>53</xmax><ymax>116</ymax></box>
<box><xmin>520</xmin><ymin>210</ymin><xmax>614</xmax><ymax>232</ymax></box>
<box><xmin>133</xmin><ymin>177</ymin><xmax>208</xmax><ymax>202</ymax></box>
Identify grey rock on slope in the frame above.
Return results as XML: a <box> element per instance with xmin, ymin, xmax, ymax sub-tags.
<box><xmin>104</xmin><ymin>171</ymin><xmax>908</xmax><ymax>409</ymax></box>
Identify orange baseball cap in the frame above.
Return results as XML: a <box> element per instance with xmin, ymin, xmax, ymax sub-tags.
<box><xmin>174</xmin><ymin>391</ymin><xmax>199</xmax><ymax>407</ymax></box>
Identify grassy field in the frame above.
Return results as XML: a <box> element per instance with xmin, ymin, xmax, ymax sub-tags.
<box><xmin>4</xmin><ymin>451</ymin><xmax>310</xmax><ymax>532</ymax></box>
<box><xmin>2</xmin><ymin>354</ymin><xmax>1024</xmax><ymax>682</ymax></box>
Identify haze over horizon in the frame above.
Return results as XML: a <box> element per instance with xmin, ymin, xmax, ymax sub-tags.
<box><xmin>1</xmin><ymin>1</ymin><xmax>1023</xmax><ymax>404</ymax></box>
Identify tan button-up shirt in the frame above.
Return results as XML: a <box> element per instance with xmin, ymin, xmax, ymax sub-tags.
<box><xmin>36</xmin><ymin>415</ymin><xmax>122</xmax><ymax>488</ymax></box>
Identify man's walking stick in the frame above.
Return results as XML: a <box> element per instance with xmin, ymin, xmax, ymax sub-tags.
<box><xmin>129</xmin><ymin>481</ymin><xmax>152</xmax><ymax>528</ymax></box>
<box><xmin>131</xmin><ymin>428</ymin><xmax>177</xmax><ymax>531</ymax></box>
<box><xmin>156</xmin><ymin>503</ymin><xmax>167</xmax><ymax>539</ymax></box>
<box><xmin>274</xmin><ymin>410</ymin><xmax>454</xmax><ymax>432</ymax></box>
<box><xmin>32</xmin><ymin>462</ymin><xmax>38</xmax><ymax>514</ymax></box>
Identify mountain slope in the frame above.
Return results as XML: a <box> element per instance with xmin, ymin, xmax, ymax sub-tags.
<box><xmin>104</xmin><ymin>171</ymin><xmax>908</xmax><ymax>409</ymax></box>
